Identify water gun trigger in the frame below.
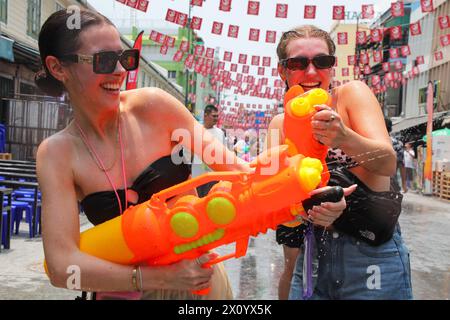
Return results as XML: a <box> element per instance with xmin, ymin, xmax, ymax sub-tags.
<box><xmin>201</xmin><ymin>237</ymin><xmax>250</xmax><ymax>269</ymax></box>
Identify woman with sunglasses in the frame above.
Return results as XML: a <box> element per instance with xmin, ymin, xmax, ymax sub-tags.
<box><xmin>34</xmin><ymin>9</ymin><xmax>248</xmax><ymax>300</ymax></box>
<box><xmin>268</xmin><ymin>25</ymin><xmax>412</xmax><ymax>300</ymax></box>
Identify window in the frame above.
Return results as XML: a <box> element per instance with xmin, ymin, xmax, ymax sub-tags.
<box><xmin>168</xmin><ymin>71</ymin><xmax>177</xmax><ymax>79</ymax></box>
<box><xmin>0</xmin><ymin>0</ymin><xmax>7</xmax><ymax>24</ymax></box>
<box><xmin>27</xmin><ymin>0</ymin><xmax>41</xmax><ymax>39</ymax></box>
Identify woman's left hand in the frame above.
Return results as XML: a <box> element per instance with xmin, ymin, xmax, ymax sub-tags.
<box><xmin>311</xmin><ymin>105</ymin><xmax>347</xmax><ymax>148</ymax></box>
<box><xmin>306</xmin><ymin>184</ymin><xmax>357</xmax><ymax>227</ymax></box>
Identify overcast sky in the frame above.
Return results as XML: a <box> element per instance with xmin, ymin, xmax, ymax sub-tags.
<box><xmin>87</xmin><ymin>0</ymin><xmax>393</xmax><ymax>106</ymax></box>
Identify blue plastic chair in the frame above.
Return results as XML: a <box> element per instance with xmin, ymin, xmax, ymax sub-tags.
<box><xmin>3</xmin><ymin>200</ymin><xmax>34</xmax><ymax>238</ymax></box>
<box><xmin>14</xmin><ymin>197</ymin><xmax>41</xmax><ymax>237</ymax></box>
<box><xmin>1</xmin><ymin>211</ymin><xmax>12</xmax><ymax>247</ymax></box>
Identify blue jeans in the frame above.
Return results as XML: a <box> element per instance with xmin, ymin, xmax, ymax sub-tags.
<box><xmin>289</xmin><ymin>224</ymin><xmax>413</xmax><ymax>300</ymax></box>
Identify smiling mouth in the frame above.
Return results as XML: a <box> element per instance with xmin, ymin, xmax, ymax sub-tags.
<box><xmin>300</xmin><ymin>82</ymin><xmax>321</xmax><ymax>90</ymax></box>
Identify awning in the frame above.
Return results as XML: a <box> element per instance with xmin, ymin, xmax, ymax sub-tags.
<box><xmin>392</xmin><ymin>110</ymin><xmax>450</xmax><ymax>133</ymax></box>
<box><xmin>12</xmin><ymin>41</ymin><xmax>41</xmax><ymax>72</ymax></box>
<box><xmin>0</xmin><ymin>36</ymin><xmax>14</xmax><ymax>62</ymax></box>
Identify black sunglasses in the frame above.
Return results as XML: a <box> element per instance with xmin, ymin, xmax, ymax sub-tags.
<box><xmin>280</xmin><ymin>55</ymin><xmax>336</xmax><ymax>71</ymax></box>
<box><xmin>59</xmin><ymin>49</ymin><xmax>140</xmax><ymax>74</ymax></box>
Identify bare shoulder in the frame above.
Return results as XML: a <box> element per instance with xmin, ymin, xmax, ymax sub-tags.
<box><xmin>36</xmin><ymin>130</ymin><xmax>75</xmax><ymax>176</ymax></box>
<box><xmin>120</xmin><ymin>87</ymin><xmax>181</xmax><ymax>116</ymax></box>
<box><xmin>336</xmin><ymin>80</ymin><xmax>372</xmax><ymax>99</ymax></box>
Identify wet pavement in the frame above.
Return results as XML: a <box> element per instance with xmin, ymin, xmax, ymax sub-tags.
<box><xmin>0</xmin><ymin>191</ymin><xmax>449</xmax><ymax>300</ymax></box>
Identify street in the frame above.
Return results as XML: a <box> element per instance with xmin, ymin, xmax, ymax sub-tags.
<box><xmin>0</xmin><ymin>192</ymin><xmax>448</xmax><ymax>300</ymax></box>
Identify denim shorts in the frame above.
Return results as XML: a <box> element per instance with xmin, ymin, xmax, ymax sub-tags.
<box><xmin>288</xmin><ymin>224</ymin><xmax>413</xmax><ymax>300</ymax></box>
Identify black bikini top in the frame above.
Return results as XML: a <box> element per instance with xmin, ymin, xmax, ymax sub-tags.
<box><xmin>80</xmin><ymin>153</ymin><xmax>191</xmax><ymax>226</ymax></box>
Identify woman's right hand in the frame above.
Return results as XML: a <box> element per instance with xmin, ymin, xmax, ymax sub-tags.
<box><xmin>162</xmin><ymin>252</ymin><xmax>218</xmax><ymax>291</ymax></box>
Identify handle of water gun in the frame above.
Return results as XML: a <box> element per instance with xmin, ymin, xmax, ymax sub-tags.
<box><xmin>302</xmin><ymin>186</ymin><xmax>344</xmax><ymax>212</ymax></box>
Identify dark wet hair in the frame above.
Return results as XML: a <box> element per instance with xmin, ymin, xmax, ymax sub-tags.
<box><xmin>35</xmin><ymin>8</ymin><xmax>115</xmax><ymax>96</ymax></box>
<box><xmin>204</xmin><ymin>104</ymin><xmax>218</xmax><ymax>115</ymax></box>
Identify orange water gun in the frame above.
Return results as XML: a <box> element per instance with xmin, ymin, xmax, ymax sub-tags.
<box><xmin>283</xmin><ymin>85</ymin><xmax>333</xmax><ymax>186</ymax></box>
<box><xmin>66</xmin><ymin>146</ymin><xmax>342</xmax><ymax>294</ymax></box>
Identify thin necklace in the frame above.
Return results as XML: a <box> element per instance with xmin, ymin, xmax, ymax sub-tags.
<box><xmin>75</xmin><ymin>118</ymin><xmax>119</xmax><ymax>172</ymax></box>
<box><xmin>75</xmin><ymin>116</ymin><xmax>128</xmax><ymax>214</ymax></box>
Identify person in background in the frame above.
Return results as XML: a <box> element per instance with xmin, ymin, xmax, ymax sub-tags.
<box><xmin>404</xmin><ymin>142</ymin><xmax>416</xmax><ymax>191</ymax></box>
<box><xmin>385</xmin><ymin>117</ymin><xmax>407</xmax><ymax>193</ymax></box>
<box><xmin>191</xmin><ymin>104</ymin><xmax>227</xmax><ymax>197</ymax></box>
<box><xmin>234</xmin><ymin>133</ymin><xmax>250</xmax><ymax>159</ymax></box>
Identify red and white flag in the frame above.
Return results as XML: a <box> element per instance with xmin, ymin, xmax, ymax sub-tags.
<box><xmin>190</xmin><ymin>16</ymin><xmax>202</xmax><ymax>30</ymax></box>
<box><xmin>149</xmin><ymin>30</ymin><xmax>158</xmax><ymax>41</ymax></box>
<box><xmin>401</xmin><ymin>45</ymin><xmax>411</xmax><ymax>56</ymax></box>
<box><xmin>372</xmin><ymin>75</ymin><xmax>380</xmax><ymax>86</ymax></box>
<box><xmin>420</xmin><ymin>0</ymin><xmax>434</xmax><ymax>13</ymax></box>
<box><xmin>211</xmin><ymin>21</ymin><xmax>223</xmax><ymax>35</ymax></box>
<box><xmin>391</xmin><ymin>2</ymin><xmax>404</xmax><ymax>17</ymax></box>
<box><xmin>176</xmin><ymin>12</ymin><xmax>188</xmax><ymax>27</ymax></box>
<box><xmin>165</xmin><ymin>9</ymin><xmax>177</xmax><ymax>23</ymax></box>
<box><xmin>165</xmin><ymin>37</ymin><xmax>175</xmax><ymax>47</ymax></box>
<box><xmin>382</xmin><ymin>62</ymin><xmax>390</xmax><ymax>72</ymax></box>
<box><xmin>416</xmin><ymin>55</ymin><xmax>425</xmax><ymax>65</ymax></box>
<box><xmin>228</xmin><ymin>25</ymin><xmax>239</xmax><ymax>38</ymax></box>
<box><xmin>390</xmin><ymin>26</ymin><xmax>402</xmax><ymax>40</ymax></box>
<box><xmin>347</xmin><ymin>55</ymin><xmax>356</xmax><ymax>65</ymax></box>
<box><xmin>272</xmin><ymin>68</ymin><xmax>278</xmax><ymax>77</ymax></box>
<box><xmin>373</xmin><ymin>50</ymin><xmax>382</xmax><ymax>63</ymax></box>
<box><xmin>440</xmin><ymin>34</ymin><xmax>450</xmax><ymax>47</ymax></box>
<box><xmin>258</xmin><ymin>67</ymin><xmax>265</xmax><ymax>76</ymax></box>
<box><xmin>242</xmin><ymin>65</ymin><xmax>249</xmax><ymax>73</ymax></box>
<box><xmin>191</xmin><ymin>0</ymin><xmax>203</xmax><ymax>6</ymax></box>
<box><xmin>194</xmin><ymin>45</ymin><xmax>204</xmax><ymax>56</ymax></box>
<box><xmin>364</xmin><ymin>65</ymin><xmax>371</xmax><ymax>75</ymax></box>
<box><xmin>360</xmin><ymin>53</ymin><xmax>369</xmax><ymax>64</ymax></box>
<box><xmin>251</xmin><ymin>55</ymin><xmax>260</xmax><ymax>66</ymax></box>
<box><xmin>412</xmin><ymin>66</ymin><xmax>420</xmax><ymax>75</ymax></box>
<box><xmin>304</xmin><ymin>5</ymin><xmax>316</xmax><ymax>19</ymax></box>
<box><xmin>342</xmin><ymin>67</ymin><xmax>349</xmax><ymax>76</ymax></box>
<box><xmin>125</xmin><ymin>30</ymin><xmax>143</xmax><ymax>90</ymax></box>
<box><xmin>389</xmin><ymin>48</ymin><xmax>399</xmax><ymax>59</ymax></box>
<box><xmin>239</xmin><ymin>54</ymin><xmax>248</xmax><ymax>64</ymax></box>
<box><xmin>275</xmin><ymin>4</ymin><xmax>288</xmax><ymax>18</ymax></box>
<box><xmin>370</xmin><ymin>28</ymin><xmax>382</xmax><ymax>42</ymax></box>
<box><xmin>262</xmin><ymin>57</ymin><xmax>271</xmax><ymax>67</ymax></box>
<box><xmin>438</xmin><ymin>16</ymin><xmax>450</xmax><ymax>30</ymax></box>
<box><xmin>219</xmin><ymin>0</ymin><xmax>232</xmax><ymax>12</ymax></box>
<box><xmin>205</xmin><ymin>48</ymin><xmax>215</xmax><ymax>59</ymax></box>
<box><xmin>223</xmin><ymin>51</ymin><xmax>232</xmax><ymax>62</ymax></box>
<box><xmin>361</xmin><ymin>4</ymin><xmax>374</xmax><ymax>19</ymax></box>
<box><xmin>179</xmin><ymin>40</ymin><xmax>189</xmax><ymax>52</ymax></box>
<box><xmin>230</xmin><ymin>63</ymin><xmax>237</xmax><ymax>72</ymax></box>
<box><xmin>332</xmin><ymin>6</ymin><xmax>345</xmax><ymax>20</ymax></box>
<box><xmin>394</xmin><ymin>60</ymin><xmax>403</xmax><ymax>70</ymax></box>
<box><xmin>410</xmin><ymin>21</ymin><xmax>422</xmax><ymax>36</ymax></box>
<box><xmin>126</xmin><ymin>0</ymin><xmax>138</xmax><ymax>8</ymax></box>
<box><xmin>249</xmin><ymin>28</ymin><xmax>260</xmax><ymax>41</ymax></box>
<box><xmin>172</xmin><ymin>50</ymin><xmax>184</xmax><ymax>62</ymax></box>
<box><xmin>337</xmin><ymin>32</ymin><xmax>348</xmax><ymax>45</ymax></box>
<box><xmin>356</xmin><ymin>31</ymin><xmax>367</xmax><ymax>44</ymax></box>
<box><xmin>434</xmin><ymin>51</ymin><xmax>443</xmax><ymax>61</ymax></box>
<box><xmin>156</xmin><ymin>33</ymin><xmax>166</xmax><ymax>44</ymax></box>
<box><xmin>266</xmin><ymin>30</ymin><xmax>277</xmax><ymax>43</ymax></box>
<box><xmin>135</xmin><ymin>0</ymin><xmax>149</xmax><ymax>12</ymax></box>
<box><xmin>160</xmin><ymin>45</ymin><xmax>168</xmax><ymax>55</ymax></box>
<box><xmin>248</xmin><ymin>1</ymin><xmax>260</xmax><ymax>15</ymax></box>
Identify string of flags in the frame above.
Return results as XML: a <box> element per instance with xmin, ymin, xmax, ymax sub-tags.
<box><xmin>114</xmin><ymin>0</ymin><xmax>449</xmax><ymax>117</ymax></box>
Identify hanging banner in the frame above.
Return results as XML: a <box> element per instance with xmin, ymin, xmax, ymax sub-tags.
<box><xmin>126</xmin><ymin>30</ymin><xmax>143</xmax><ymax>90</ymax></box>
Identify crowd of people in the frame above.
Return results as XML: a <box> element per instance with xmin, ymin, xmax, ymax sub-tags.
<box><xmin>35</xmin><ymin>8</ymin><xmax>413</xmax><ymax>300</ymax></box>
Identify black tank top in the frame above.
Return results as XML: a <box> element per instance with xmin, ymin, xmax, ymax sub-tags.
<box><xmin>80</xmin><ymin>153</ymin><xmax>191</xmax><ymax>226</ymax></box>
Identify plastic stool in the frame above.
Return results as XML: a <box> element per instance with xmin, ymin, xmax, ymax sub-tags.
<box><xmin>14</xmin><ymin>198</ymin><xmax>41</xmax><ymax>236</ymax></box>
<box><xmin>3</xmin><ymin>201</ymin><xmax>34</xmax><ymax>238</ymax></box>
